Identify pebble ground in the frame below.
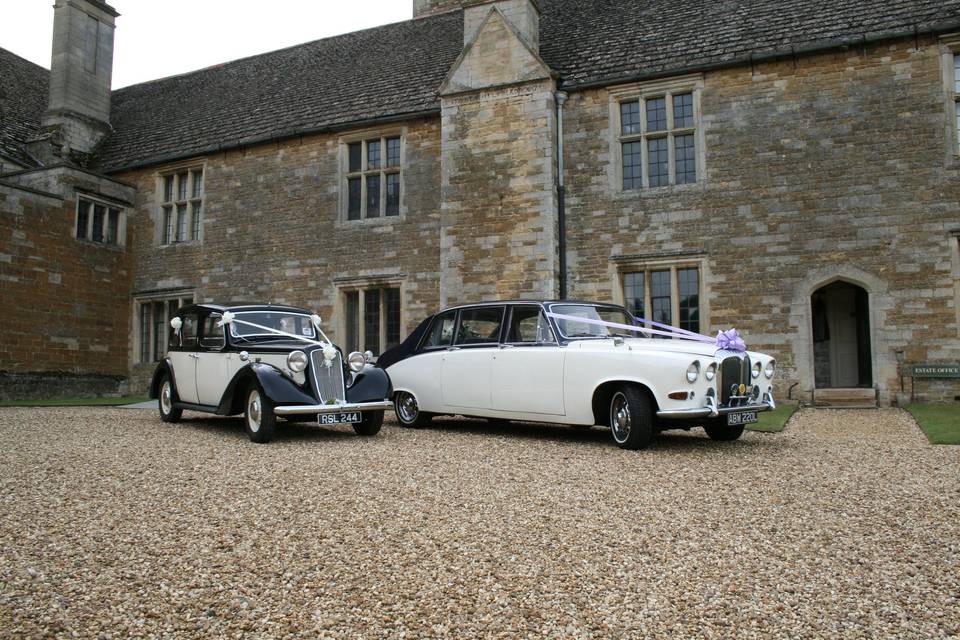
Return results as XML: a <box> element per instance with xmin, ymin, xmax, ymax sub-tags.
<box><xmin>0</xmin><ymin>406</ymin><xmax>957</xmax><ymax>638</ymax></box>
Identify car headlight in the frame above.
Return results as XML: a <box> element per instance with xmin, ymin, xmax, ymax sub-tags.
<box><xmin>287</xmin><ymin>350</ymin><xmax>308</xmax><ymax>373</ymax></box>
<box><xmin>752</xmin><ymin>361</ymin><xmax>762</xmax><ymax>379</ymax></box>
<box><xmin>764</xmin><ymin>360</ymin><xmax>775</xmax><ymax>379</ymax></box>
<box><xmin>705</xmin><ymin>362</ymin><xmax>717</xmax><ymax>381</ymax></box>
<box><xmin>347</xmin><ymin>351</ymin><xmax>366</xmax><ymax>373</ymax></box>
<box><xmin>686</xmin><ymin>360</ymin><xmax>700</xmax><ymax>384</ymax></box>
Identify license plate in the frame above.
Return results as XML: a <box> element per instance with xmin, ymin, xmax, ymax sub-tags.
<box><xmin>318</xmin><ymin>412</ymin><xmax>361</xmax><ymax>425</ymax></box>
<box><xmin>727</xmin><ymin>411</ymin><xmax>758</xmax><ymax>426</ymax></box>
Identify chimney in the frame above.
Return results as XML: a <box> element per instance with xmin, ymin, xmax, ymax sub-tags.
<box><xmin>42</xmin><ymin>0</ymin><xmax>118</xmax><ymax>158</ymax></box>
<box><xmin>413</xmin><ymin>0</ymin><xmax>463</xmax><ymax>18</ymax></box>
<box><xmin>463</xmin><ymin>0</ymin><xmax>540</xmax><ymax>51</ymax></box>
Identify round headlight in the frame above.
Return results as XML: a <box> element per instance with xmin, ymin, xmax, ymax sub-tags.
<box><xmin>347</xmin><ymin>351</ymin><xmax>366</xmax><ymax>373</ymax></box>
<box><xmin>705</xmin><ymin>362</ymin><xmax>717</xmax><ymax>381</ymax></box>
<box><xmin>752</xmin><ymin>361</ymin><xmax>762</xmax><ymax>379</ymax></box>
<box><xmin>686</xmin><ymin>360</ymin><xmax>700</xmax><ymax>384</ymax></box>
<box><xmin>764</xmin><ymin>360</ymin><xmax>775</xmax><ymax>379</ymax></box>
<box><xmin>287</xmin><ymin>350</ymin><xmax>308</xmax><ymax>373</ymax></box>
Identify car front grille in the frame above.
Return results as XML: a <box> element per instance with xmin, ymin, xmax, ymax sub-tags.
<box><xmin>718</xmin><ymin>354</ymin><xmax>751</xmax><ymax>406</ymax></box>
<box><xmin>310</xmin><ymin>350</ymin><xmax>346</xmax><ymax>403</ymax></box>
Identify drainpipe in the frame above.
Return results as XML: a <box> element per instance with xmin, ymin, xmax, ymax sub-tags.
<box><xmin>555</xmin><ymin>90</ymin><xmax>568</xmax><ymax>300</ymax></box>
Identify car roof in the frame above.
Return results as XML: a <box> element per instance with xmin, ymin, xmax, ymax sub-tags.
<box><xmin>435</xmin><ymin>299</ymin><xmax>624</xmax><ymax>314</ymax></box>
<box><xmin>176</xmin><ymin>302</ymin><xmax>313</xmax><ymax>315</ymax></box>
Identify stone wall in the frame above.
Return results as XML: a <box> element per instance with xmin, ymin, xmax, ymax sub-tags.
<box><xmin>0</xmin><ymin>172</ymin><xmax>134</xmax><ymax>397</ymax></box>
<box><xmin>117</xmin><ymin>117</ymin><xmax>444</xmax><ymax>392</ymax></box>
<box><xmin>562</xmin><ymin>36</ymin><xmax>960</xmax><ymax>404</ymax></box>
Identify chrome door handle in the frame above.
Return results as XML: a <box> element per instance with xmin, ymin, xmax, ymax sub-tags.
<box><xmin>189</xmin><ymin>354</ymin><xmax>199</xmax><ymax>359</ymax></box>
<box><xmin>447</xmin><ymin>347</ymin><xmax>461</xmax><ymax>351</ymax></box>
<box><xmin>499</xmin><ymin>344</ymin><xmax>515</xmax><ymax>349</ymax></box>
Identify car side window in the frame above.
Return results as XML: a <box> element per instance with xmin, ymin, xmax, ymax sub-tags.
<box><xmin>454</xmin><ymin>307</ymin><xmax>504</xmax><ymax>345</ymax></box>
<box><xmin>507</xmin><ymin>306</ymin><xmax>556</xmax><ymax>344</ymax></box>
<box><xmin>200</xmin><ymin>313</ymin><xmax>225</xmax><ymax>350</ymax></box>
<box><xmin>423</xmin><ymin>311</ymin><xmax>456</xmax><ymax>349</ymax></box>
<box><xmin>179</xmin><ymin>313</ymin><xmax>199</xmax><ymax>350</ymax></box>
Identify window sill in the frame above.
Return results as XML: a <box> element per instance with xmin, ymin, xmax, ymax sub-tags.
<box><xmin>75</xmin><ymin>238</ymin><xmax>126</xmax><ymax>252</ymax></box>
<box><xmin>336</xmin><ymin>214</ymin><xmax>406</xmax><ymax>228</ymax></box>
<box><xmin>613</xmin><ymin>180</ymin><xmax>706</xmax><ymax>200</ymax></box>
<box><xmin>160</xmin><ymin>240</ymin><xmax>202</xmax><ymax>248</ymax></box>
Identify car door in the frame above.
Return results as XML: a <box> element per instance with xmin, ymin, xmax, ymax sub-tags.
<box><xmin>491</xmin><ymin>305</ymin><xmax>566</xmax><ymax>416</ymax></box>
<box><xmin>440</xmin><ymin>306</ymin><xmax>503</xmax><ymax>411</ymax></box>
<box><xmin>169</xmin><ymin>311</ymin><xmax>200</xmax><ymax>404</ymax></box>
<box><xmin>195</xmin><ymin>312</ymin><xmax>231</xmax><ymax>407</ymax></box>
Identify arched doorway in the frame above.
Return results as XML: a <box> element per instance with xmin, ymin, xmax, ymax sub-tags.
<box><xmin>811</xmin><ymin>281</ymin><xmax>873</xmax><ymax>388</ymax></box>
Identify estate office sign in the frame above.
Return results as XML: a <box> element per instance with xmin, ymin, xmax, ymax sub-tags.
<box><xmin>911</xmin><ymin>364</ymin><xmax>960</xmax><ymax>378</ymax></box>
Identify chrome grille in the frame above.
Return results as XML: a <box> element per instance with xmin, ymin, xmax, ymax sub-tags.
<box><xmin>718</xmin><ymin>354</ymin><xmax>751</xmax><ymax>405</ymax></box>
<box><xmin>310</xmin><ymin>350</ymin><xmax>345</xmax><ymax>403</ymax></box>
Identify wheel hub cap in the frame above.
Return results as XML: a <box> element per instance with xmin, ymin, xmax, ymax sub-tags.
<box><xmin>248</xmin><ymin>392</ymin><xmax>261</xmax><ymax>432</ymax></box>
<box><xmin>611</xmin><ymin>394</ymin><xmax>631</xmax><ymax>441</ymax></box>
<box><xmin>160</xmin><ymin>383</ymin><xmax>172</xmax><ymax>413</ymax></box>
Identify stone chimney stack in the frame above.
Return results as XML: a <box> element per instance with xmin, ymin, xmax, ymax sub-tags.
<box><xmin>42</xmin><ymin>0</ymin><xmax>118</xmax><ymax>158</ymax></box>
<box><xmin>463</xmin><ymin>0</ymin><xmax>539</xmax><ymax>50</ymax></box>
<box><xmin>413</xmin><ymin>0</ymin><xmax>463</xmax><ymax>18</ymax></box>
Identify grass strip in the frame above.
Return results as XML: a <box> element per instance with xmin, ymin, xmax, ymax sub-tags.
<box><xmin>903</xmin><ymin>403</ymin><xmax>960</xmax><ymax>445</ymax></box>
<box><xmin>0</xmin><ymin>396</ymin><xmax>150</xmax><ymax>407</ymax></box>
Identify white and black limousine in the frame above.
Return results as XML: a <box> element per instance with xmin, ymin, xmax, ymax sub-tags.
<box><xmin>377</xmin><ymin>300</ymin><xmax>776</xmax><ymax>450</ymax></box>
<box><xmin>150</xmin><ymin>303</ymin><xmax>392</xmax><ymax>443</ymax></box>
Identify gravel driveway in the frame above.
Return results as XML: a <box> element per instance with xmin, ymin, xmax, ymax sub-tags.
<box><xmin>1</xmin><ymin>406</ymin><xmax>957</xmax><ymax>638</ymax></box>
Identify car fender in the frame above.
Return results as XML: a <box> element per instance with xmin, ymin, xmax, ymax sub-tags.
<box><xmin>346</xmin><ymin>366</ymin><xmax>392</xmax><ymax>404</ymax></box>
<box><xmin>148</xmin><ymin>359</ymin><xmax>177</xmax><ymax>400</ymax></box>
<box><xmin>217</xmin><ymin>362</ymin><xmax>316</xmax><ymax>415</ymax></box>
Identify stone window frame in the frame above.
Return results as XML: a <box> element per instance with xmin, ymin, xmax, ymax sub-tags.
<box><xmin>338</xmin><ymin>127</ymin><xmax>406</xmax><ymax>224</ymax></box>
<box><xmin>132</xmin><ymin>290</ymin><xmax>195</xmax><ymax>366</ymax></box>
<box><xmin>951</xmin><ymin>230</ymin><xmax>960</xmax><ymax>335</ymax></box>
<box><xmin>941</xmin><ymin>34</ymin><xmax>960</xmax><ymax>158</ymax></box>
<box><xmin>608</xmin><ymin>74</ymin><xmax>706</xmax><ymax>195</ymax></box>
<box><xmin>74</xmin><ymin>193</ymin><xmax>126</xmax><ymax>248</ymax></box>
<box><xmin>156</xmin><ymin>164</ymin><xmax>205</xmax><ymax>246</ymax></box>
<box><xmin>610</xmin><ymin>254</ymin><xmax>710</xmax><ymax>336</ymax></box>
<box><xmin>335</xmin><ymin>275</ymin><xmax>405</xmax><ymax>357</ymax></box>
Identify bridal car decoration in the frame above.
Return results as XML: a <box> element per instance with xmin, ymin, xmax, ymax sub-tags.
<box><xmin>377</xmin><ymin>300</ymin><xmax>775</xmax><ymax>450</ymax></box>
<box><xmin>149</xmin><ymin>303</ymin><xmax>393</xmax><ymax>443</ymax></box>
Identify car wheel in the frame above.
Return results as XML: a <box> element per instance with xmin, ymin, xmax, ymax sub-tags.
<box><xmin>394</xmin><ymin>391</ymin><xmax>432</xmax><ymax>428</ymax></box>
<box><xmin>353</xmin><ymin>411</ymin><xmax>384</xmax><ymax>436</ymax></box>
<box><xmin>158</xmin><ymin>374</ymin><xmax>183</xmax><ymax>423</ymax></box>
<box><xmin>244</xmin><ymin>385</ymin><xmax>276</xmax><ymax>444</ymax></box>
<box><xmin>703</xmin><ymin>420</ymin><xmax>745</xmax><ymax>442</ymax></box>
<box><xmin>609</xmin><ymin>385</ymin><xmax>654</xmax><ymax>450</ymax></box>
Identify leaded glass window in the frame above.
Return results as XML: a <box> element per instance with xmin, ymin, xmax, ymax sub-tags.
<box><xmin>344</xmin><ymin>286</ymin><xmax>402</xmax><ymax>356</ymax></box>
<box><xmin>76</xmin><ymin>197</ymin><xmax>124</xmax><ymax>246</ymax></box>
<box><xmin>618</xmin><ymin>89</ymin><xmax>699</xmax><ymax>189</ymax></box>
<box><xmin>622</xmin><ymin>266</ymin><xmax>702</xmax><ymax>337</ymax></box>
<box><xmin>343</xmin><ymin>135</ymin><xmax>402</xmax><ymax>219</ymax></box>
<box><xmin>159</xmin><ymin>167</ymin><xmax>204</xmax><ymax>245</ymax></box>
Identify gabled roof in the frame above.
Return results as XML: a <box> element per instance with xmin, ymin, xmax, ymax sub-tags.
<box><xmin>94</xmin><ymin>12</ymin><xmax>465</xmax><ymax>173</ymax></box>
<box><xmin>0</xmin><ymin>48</ymin><xmax>47</xmax><ymax>169</ymax></box>
<box><xmin>5</xmin><ymin>1</ymin><xmax>960</xmax><ymax>174</ymax></box>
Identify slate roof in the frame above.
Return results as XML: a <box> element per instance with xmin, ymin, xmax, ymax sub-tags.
<box><xmin>539</xmin><ymin>0</ymin><xmax>960</xmax><ymax>88</ymax></box>
<box><xmin>4</xmin><ymin>1</ymin><xmax>960</xmax><ymax>173</ymax></box>
<box><xmin>0</xmin><ymin>48</ymin><xmax>47</xmax><ymax>169</ymax></box>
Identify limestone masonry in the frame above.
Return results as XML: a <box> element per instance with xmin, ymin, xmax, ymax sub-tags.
<box><xmin>1</xmin><ymin>0</ymin><xmax>959</xmax><ymax>404</ymax></box>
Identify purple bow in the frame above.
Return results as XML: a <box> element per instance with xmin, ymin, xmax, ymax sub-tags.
<box><xmin>716</xmin><ymin>328</ymin><xmax>746</xmax><ymax>352</ymax></box>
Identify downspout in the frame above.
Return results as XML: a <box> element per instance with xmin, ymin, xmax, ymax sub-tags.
<box><xmin>555</xmin><ymin>90</ymin><xmax>568</xmax><ymax>300</ymax></box>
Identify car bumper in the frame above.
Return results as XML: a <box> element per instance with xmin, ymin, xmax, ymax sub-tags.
<box><xmin>274</xmin><ymin>400</ymin><xmax>393</xmax><ymax>416</ymax></box>
<box><xmin>657</xmin><ymin>390</ymin><xmax>776</xmax><ymax>419</ymax></box>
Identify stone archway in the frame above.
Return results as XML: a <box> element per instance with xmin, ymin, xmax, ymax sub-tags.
<box><xmin>811</xmin><ymin>281</ymin><xmax>873</xmax><ymax>388</ymax></box>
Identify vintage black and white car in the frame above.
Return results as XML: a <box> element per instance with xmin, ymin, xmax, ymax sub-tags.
<box><xmin>378</xmin><ymin>300</ymin><xmax>775</xmax><ymax>450</ymax></box>
<box><xmin>149</xmin><ymin>303</ymin><xmax>392</xmax><ymax>443</ymax></box>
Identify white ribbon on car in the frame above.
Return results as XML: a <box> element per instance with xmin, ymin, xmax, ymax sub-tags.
<box><xmin>545</xmin><ymin>312</ymin><xmax>747</xmax><ymax>351</ymax></box>
<box><xmin>169</xmin><ymin>317</ymin><xmax>183</xmax><ymax>334</ymax></box>
<box><xmin>213</xmin><ymin>311</ymin><xmax>339</xmax><ymax>367</ymax></box>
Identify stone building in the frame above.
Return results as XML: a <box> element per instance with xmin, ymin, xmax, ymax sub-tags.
<box><xmin>2</xmin><ymin>0</ymin><xmax>960</xmax><ymax>405</ymax></box>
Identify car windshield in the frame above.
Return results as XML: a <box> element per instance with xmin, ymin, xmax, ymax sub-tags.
<box><xmin>549</xmin><ymin>304</ymin><xmax>643</xmax><ymax>339</ymax></box>
<box><xmin>229</xmin><ymin>311</ymin><xmax>317</xmax><ymax>341</ymax></box>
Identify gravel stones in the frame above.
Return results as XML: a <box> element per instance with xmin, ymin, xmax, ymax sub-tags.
<box><xmin>0</xmin><ymin>407</ymin><xmax>957</xmax><ymax>638</ymax></box>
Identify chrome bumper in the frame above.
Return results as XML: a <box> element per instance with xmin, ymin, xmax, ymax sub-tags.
<box><xmin>274</xmin><ymin>400</ymin><xmax>392</xmax><ymax>416</ymax></box>
<box><xmin>657</xmin><ymin>391</ymin><xmax>776</xmax><ymax>419</ymax></box>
